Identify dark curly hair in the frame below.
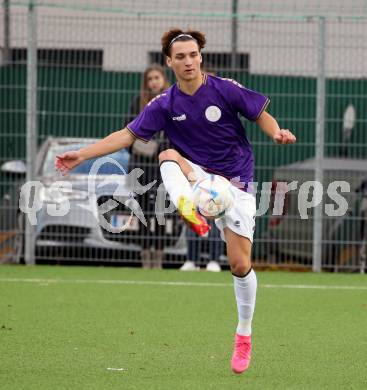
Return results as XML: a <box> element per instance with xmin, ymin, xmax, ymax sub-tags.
<box><xmin>161</xmin><ymin>28</ymin><xmax>206</xmax><ymax>57</ymax></box>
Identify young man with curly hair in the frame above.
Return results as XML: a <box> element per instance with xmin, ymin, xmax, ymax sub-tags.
<box><xmin>56</xmin><ymin>28</ymin><xmax>296</xmax><ymax>374</ymax></box>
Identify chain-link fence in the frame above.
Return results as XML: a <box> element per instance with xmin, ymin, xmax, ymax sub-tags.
<box><xmin>1</xmin><ymin>1</ymin><xmax>366</xmax><ymax>271</ymax></box>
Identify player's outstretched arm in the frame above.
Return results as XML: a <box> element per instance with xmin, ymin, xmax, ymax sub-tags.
<box><xmin>55</xmin><ymin>127</ymin><xmax>135</xmax><ymax>176</ymax></box>
<box><xmin>256</xmin><ymin>111</ymin><xmax>296</xmax><ymax>144</ymax></box>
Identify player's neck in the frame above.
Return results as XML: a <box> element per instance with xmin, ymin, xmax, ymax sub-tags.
<box><xmin>177</xmin><ymin>73</ymin><xmax>204</xmax><ymax>96</ymax></box>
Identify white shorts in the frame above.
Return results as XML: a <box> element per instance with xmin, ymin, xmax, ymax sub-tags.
<box><xmin>186</xmin><ymin>160</ymin><xmax>257</xmax><ymax>243</ymax></box>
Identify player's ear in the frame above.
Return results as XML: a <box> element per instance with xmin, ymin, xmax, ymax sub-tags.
<box><xmin>199</xmin><ymin>53</ymin><xmax>202</xmax><ymax>64</ymax></box>
<box><xmin>166</xmin><ymin>56</ymin><xmax>172</xmax><ymax>68</ymax></box>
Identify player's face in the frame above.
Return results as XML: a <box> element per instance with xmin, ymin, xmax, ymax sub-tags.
<box><xmin>167</xmin><ymin>40</ymin><xmax>202</xmax><ymax>82</ymax></box>
<box><xmin>146</xmin><ymin>70</ymin><xmax>165</xmax><ymax>94</ymax></box>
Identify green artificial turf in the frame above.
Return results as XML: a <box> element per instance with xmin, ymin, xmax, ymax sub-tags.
<box><xmin>0</xmin><ymin>265</ymin><xmax>366</xmax><ymax>390</ymax></box>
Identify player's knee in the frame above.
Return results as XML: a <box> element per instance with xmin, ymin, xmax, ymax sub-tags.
<box><xmin>230</xmin><ymin>261</ymin><xmax>252</xmax><ymax>277</ymax></box>
<box><xmin>158</xmin><ymin>149</ymin><xmax>181</xmax><ymax>163</ymax></box>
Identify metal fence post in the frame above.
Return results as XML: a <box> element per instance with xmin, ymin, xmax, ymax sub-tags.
<box><xmin>3</xmin><ymin>0</ymin><xmax>11</xmax><ymax>64</ymax></box>
<box><xmin>231</xmin><ymin>0</ymin><xmax>238</xmax><ymax>71</ymax></box>
<box><xmin>25</xmin><ymin>0</ymin><xmax>37</xmax><ymax>265</ymax></box>
<box><xmin>312</xmin><ymin>16</ymin><xmax>326</xmax><ymax>272</ymax></box>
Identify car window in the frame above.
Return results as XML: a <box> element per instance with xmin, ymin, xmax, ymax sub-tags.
<box><xmin>42</xmin><ymin>143</ymin><xmax>130</xmax><ymax>175</ymax></box>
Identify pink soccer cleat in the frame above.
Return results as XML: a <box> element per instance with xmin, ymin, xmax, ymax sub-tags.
<box><xmin>231</xmin><ymin>333</ymin><xmax>252</xmax><ymax>374</ymax></box>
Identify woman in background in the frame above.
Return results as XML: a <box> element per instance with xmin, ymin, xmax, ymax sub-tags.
<box><xmin>126</xmin><ymin>64</ymin><xmax>170</xmax><ymax>269</ymax></box>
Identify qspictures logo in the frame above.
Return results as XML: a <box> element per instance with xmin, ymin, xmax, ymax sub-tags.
<box><xmin>19</xmin><ymin>157</ymin><xmax>351</xmax><ymax>231</ymax></box>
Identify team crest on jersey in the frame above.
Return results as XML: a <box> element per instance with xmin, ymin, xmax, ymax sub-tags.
<box><xmin>221</xmin><ymin>77</ymin><xmax>245</xmax><ymax>89</ymax></box>
<box><xmin>205</xmin><ymin>105</ymin><xmax>222</xmax><ymax>122</ymax></box>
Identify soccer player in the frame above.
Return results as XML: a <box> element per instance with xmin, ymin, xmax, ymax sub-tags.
<box><xmin>55</xmin><ymin>28</ymin><xmax>296</xmax><ymax>374</ymax></box>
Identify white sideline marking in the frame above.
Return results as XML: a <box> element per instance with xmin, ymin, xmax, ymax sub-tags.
<box><xmin>106</xmin><ymin>367</ymin><xmax>125</xmax><ymax>371</ymax></box>
<box><xmin>0</xmin><ymin>277</ymin><xmax>366</xmax><ymax>290</ymax></box>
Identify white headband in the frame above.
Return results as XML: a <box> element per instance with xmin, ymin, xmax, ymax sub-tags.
<box><xmin>169</xmin><ymin>33</ymin><xmax>197</xmax><ymax>47</ymax></box>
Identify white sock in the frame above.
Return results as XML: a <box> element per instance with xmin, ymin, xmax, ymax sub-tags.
<box><xmin>160</xmin><ymin>161</ymin><xmax>193</xmax><ymax>207</ymax></box>
<box><xmin>233</xmin><ymin>269</ymin><xmax>257</xmax><ymax>336</ymax></box>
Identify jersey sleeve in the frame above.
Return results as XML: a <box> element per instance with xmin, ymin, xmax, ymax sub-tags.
<box><xmin>126</xmin><ymin>97</ymin><xmax>167</xmax><ymax>142</ymax></box>
<box><xmin>222</xmin><ymin>78</ymin><xmax>270</xmax><ymax>121</ymax></box>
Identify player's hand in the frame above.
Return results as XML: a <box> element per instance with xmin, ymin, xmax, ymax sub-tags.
<box><xmin>273</xmin><ymin>129</ymin><xmax>296</xmax><ymax>144</ymax></box>
<box><xmin>55</xmin><ymin>151</ymin><xmax>84</xmax><ymax>176</ymax></box>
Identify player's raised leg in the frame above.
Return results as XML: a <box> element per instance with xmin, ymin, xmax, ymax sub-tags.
<box><xmin>159</xmin><ymin>148</ymin><xmax>210</xmax><ymax>236</ymax></box>
<box><xmin>225</xmin><ymin>227</ymin><xmax>257</xmax><ymax>374</ymax></box>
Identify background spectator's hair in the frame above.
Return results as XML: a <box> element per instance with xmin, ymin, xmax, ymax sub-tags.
<box><xmin>139</xmin><ymin>63</ymin><xmax>170</xmax><ymax>110</ymax></box>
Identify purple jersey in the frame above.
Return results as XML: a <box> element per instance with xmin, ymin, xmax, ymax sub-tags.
<box><xmin>127</xmin><ymin>74</ymin><xmax>269</xmax><ymax>184</ymax></box>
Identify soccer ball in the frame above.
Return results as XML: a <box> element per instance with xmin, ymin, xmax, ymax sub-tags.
<box><xmin>192</xmin><ymin>175</ymin><xmax>235</xmax><ymax>219</ymax></box>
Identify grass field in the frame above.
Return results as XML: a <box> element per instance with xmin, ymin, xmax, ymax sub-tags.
<box><xmin>0</xmin><ymin>265</ymin><xmax>366</xmax><ymax>390</ymax></box>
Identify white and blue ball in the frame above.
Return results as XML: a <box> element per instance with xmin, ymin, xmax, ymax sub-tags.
<box><xmin>192</xmin><ymin>175</ymin><xmax>235</xmax><ymax>219</ymax></box>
